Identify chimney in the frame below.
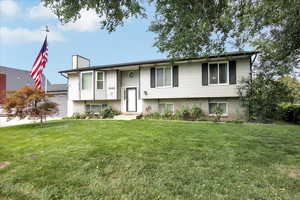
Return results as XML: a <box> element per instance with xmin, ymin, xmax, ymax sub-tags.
<box><xmin>72</xmin><ymin>55</ymin><xmax>90</xmax><ymax>69</ymax></box>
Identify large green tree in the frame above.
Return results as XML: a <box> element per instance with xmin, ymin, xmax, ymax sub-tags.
<box><xmin>43</xmin><ymin>0</ymin><xmax>299</xmax><ymax>75</ymax></box>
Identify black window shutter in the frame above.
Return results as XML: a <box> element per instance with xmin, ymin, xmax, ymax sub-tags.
<box><xmin>202</xmin><ymin>63</ymin><xmax>208</xmax><ymax>86</ymax></box>
<box><xmin>173</xmin><ymin>65</ymin><xmax>178</xmax><ymax>87</ymax></box>
<box><xmin>229</xmin><ymin>60</ymin><xmax>236</xmax><ymax>84</ymax></box>
<box><xmin>150</xmin><ymin>68</ymin><xmax>156</xmax><ymax>88</ymax></box>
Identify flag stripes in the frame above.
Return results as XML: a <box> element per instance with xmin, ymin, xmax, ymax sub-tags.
<box><xmin>31</xmin><ymin>36</ymin><xmax>48</xmax><ymax>89</ymax></box>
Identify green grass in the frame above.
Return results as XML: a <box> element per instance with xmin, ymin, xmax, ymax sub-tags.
<box><xmin>0</xmin><ymin>120</ymin><xmax>299</xmax><ymax>200</ymax></box>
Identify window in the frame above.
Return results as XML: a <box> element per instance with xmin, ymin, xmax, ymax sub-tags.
<box><xmin>81</xmin><ymin>72</ymin><xmax>93</xmax><ymax>90</ymax></box>
<box><xmin>96</xmin><ymin>71</ymin><xmax>104</xmax><ymax>89</ymax></box>
<box><xmin>156</xmin><ymin>67</ymin><xmax>172</xmax><ymax>87</ymax></box>
<box><xmin>209</xmin><ymin>62</ymin><xmax>228</xmax><ymax>84</ymax></box>
<box><xmin>208</xmin><ymin>103</ymin><xmax>227</xmax><ymax>115</ymax></box>
<box><xmin>159</xmin><ymin>103</ymin><xmax>174</xmax><ymax>113</ymax></box>
<box><xmin>85</xmin><ymin>104</ymin><xmax>107</xmax><ymax>114</ymax></box>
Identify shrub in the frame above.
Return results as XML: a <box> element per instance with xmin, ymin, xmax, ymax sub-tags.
<box><xmin>212</xmin><ymin>105</ymin><xmax>224</xmax><ymax>122</ymax></box>
<box><xmin>101</xmin><ymin>106</ymin><xmax>120</xmax><ymax>119</ymax></box>
<box><xmin>85</xmin><ymin>110</ymin><xmax>94</xmax><ymax>119</ymax></box>
<box><xmin>178</xmin><ymin>106</ymin><xmax>191</xmax><ymax>120</ymax></box>
<box><xmin>278</xmin><ymin>104</ymin><xmax>300</xmax><ymax>123</ymax></box>
<box><xmin>162</xmin><ymin>109</ymin><xmax>174</xmax><ymax>120</ymax></box>
<box><xmin>72</xmin><ymin>112</ymin><xmax>82</xmax><ymax>120</ymax></box>
<box><xmin>190</xmin><ymin>105</ymin><xmax>205</xmax><ymax>120</ymax></box>
<box><xmin>144</xmin><ymin>112</ymin><xmax>161</xmax><ymax>120</ymax></box>
<box><xmin>144</xmin><ymin>105</ymin><xmax>208</xmax><ymax>121</ymax></box>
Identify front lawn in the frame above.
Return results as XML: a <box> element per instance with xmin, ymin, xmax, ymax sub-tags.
<box><xmin>0</xmin><ymin>120</ymin><xmax>299</xmax><ymax>199</ymax></box>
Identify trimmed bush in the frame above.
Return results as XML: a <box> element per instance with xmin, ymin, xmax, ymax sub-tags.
<box><xmin>279</xmin><ymin>104</ymin><xmax>300</xmax><ymax>123</ymax></box>
<box><xmin>144</xmin><ymin>105</ymin><xmax>206</xmax><ymax>121</ymax></box>
<box><xmin>102</xmin><ymin>106</ymin><xmax>120</xmax><ymax>119</ymax></box>
<box><xmin>190</xmin><ymin>105</ymin><xmax>205</xmax><ymax>120</ymax></box>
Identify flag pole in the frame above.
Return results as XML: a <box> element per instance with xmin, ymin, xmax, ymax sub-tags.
<box><xmin>44</xmin><ymin>25</ymin><xmax>49</xmax><ymax>93</ymax></box>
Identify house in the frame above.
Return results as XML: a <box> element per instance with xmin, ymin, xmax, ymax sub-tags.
<box><xmin>0</xmin><ymin>66</ymin><xmax>68</xmax><ymax>117</ymax></box>
<box><xmin>47</xmin><ymin>84</ymin><xmax>68</xmax><ymax>117</ymax></box>
<box><xmin>59</xmin><ymin>51</ymin><xmax>257</xmax><ymax>119</ymax></box>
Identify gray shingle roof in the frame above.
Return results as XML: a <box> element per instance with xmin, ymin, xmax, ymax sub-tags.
<box><xmin>47</xmin><ymin>83</ymin><xmax>67</xmax><ymax>92</ymax></box>
<box><xmin>0</xmin><ymin>66</ymin><xmax>65</xmax><ymax>92</ymax></box>
<box><xmin>59</xmin><ymin>50</ymin><xmax>258</xmax><ymax>73</ymax></box>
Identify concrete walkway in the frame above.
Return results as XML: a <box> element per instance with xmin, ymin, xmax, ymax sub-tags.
<box><xmin>113</xmin><ymin>114</ymin><xmax>138</xmax><ymax>120</ymax></box>
<box><xmin>0</xmin><ymin>116</ymin><xmax>62</xmax><ymax>127</ymax></box>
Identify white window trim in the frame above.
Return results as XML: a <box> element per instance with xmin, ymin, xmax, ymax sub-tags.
<box><xmin>85</xmin><ymin>103</ymin><xmax>107</xmax><ymax>114</ymax></box>
<box><xmin>81</xmin><ymin>71</ymin><xmax>94</xmax><ymax>90</ymax></box>
<box><xmin>208</xmin><ymin>102</ymin><xmax>228</xmax><ymax>116</ymax></box>
<box><xmin>159</xmin><ymin>103</ymin><xmax>175</xmax><ymax>113</ymax></box>
<box><xmin>208</xmin><ymin>61</ymin><xmax>229</xmax><ymax>86</ymax></box>
<box><xmin>155</xmin><ymin>66</ymin><xmax>173</xmax><ymax>88</ymax></box>
<box><xmin>96</xmin><ymin>71</ymin><xmax>105</xmax><ymax>90</ymax></box>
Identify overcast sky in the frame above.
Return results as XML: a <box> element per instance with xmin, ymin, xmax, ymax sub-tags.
<box><xmin>0</xmin><ymin>0</ymin><xmax>166</xmax><ymax>84</ymax></box>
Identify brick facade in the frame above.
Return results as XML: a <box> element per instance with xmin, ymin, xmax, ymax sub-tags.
<box><xmin>0</xmin><ymin>73</ymin><xmax>6</xmax><ymax>104</ymax></box>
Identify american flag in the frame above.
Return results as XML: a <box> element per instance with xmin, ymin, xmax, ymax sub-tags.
<box><xmin>31</xmin><ymin>36</ymin><xmax>48</xmax><ymax>89</ymax></box>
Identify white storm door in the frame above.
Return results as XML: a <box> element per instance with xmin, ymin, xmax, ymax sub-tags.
<box><xmin>126</xmin><ymin>88</ymin><xmax>137</xmax><ymax>112</ymax></box>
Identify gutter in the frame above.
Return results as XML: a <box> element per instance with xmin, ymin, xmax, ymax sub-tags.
<box><xmin>59</xmin><ymin>51</ymin><xmax>259</xmax><ymax>74</ymax></box>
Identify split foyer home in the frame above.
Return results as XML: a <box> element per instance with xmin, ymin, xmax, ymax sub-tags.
<box><xmin>59</xmin><ymin>51</ymin><xmax>257</xmax><ymax>119</ymax></box>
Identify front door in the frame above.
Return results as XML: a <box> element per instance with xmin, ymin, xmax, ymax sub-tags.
<box><xmin>126</xmin><ymin>88</ymin><xmax>137</xmax><ymax>112</ymax></box>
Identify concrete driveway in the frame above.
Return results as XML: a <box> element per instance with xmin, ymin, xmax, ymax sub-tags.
<box><xmin>0</xmin><ymin>116</ymin><xmax>62</xmax><ymax>127</ymax></box>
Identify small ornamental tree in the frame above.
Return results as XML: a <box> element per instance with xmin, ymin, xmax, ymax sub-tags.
<box><xmin>3</xmin><ymin>87</ymin><xmax>58</xmax><ymax>127</ymax></box>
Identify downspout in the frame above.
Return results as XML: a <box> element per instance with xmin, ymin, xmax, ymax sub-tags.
<box><xmin>248</xmin><ymin>53</ymin><xmax>258</xmax><ymax>120</ymax></box>
<box><xmin>93</xmin><ymin>70</ymin><xmax>95</xmax><ymax>101</ymax></box>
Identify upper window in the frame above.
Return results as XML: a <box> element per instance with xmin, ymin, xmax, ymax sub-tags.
<box><xmin>156</xmin><ymin>67</ymin><xmax>172</xmax><ymax>87</ymax></box>
<box><xmin>209</xmin><ymin>63</ymin><xmax>228</xmax><ymax>85</ymax></box>
<box><xmin>81</xmin><ymin>72</ymin><xmax>93</xmax><ymax>90</ymax></box>
<box><xmin>96</xmin><ymin>71</ymin><xmax>104</xmax><ymax>89</ymax></box>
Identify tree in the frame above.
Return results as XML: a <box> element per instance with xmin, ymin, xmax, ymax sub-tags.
<box><xmin>42</xmin><ymin>0</ymin><xmax>299</xmax><ymax>76</ymax></box>
<box><xmin>3</xmin><ymin>87</ymin><xmax>58</xmax><ymax>127</ymax></box>
<box><xmin>238</xmin><ymin>74</ymin><xmax>291</xmax><ymax>123</ymax></box>
<box><xmin>279</xmin><ymin>77</ymin><xmax>300</xmax><ymax>104</ymax></box>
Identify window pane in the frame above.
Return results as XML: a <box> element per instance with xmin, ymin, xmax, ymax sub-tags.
<box><xmin>219</xmin><ymin>103</ymin><xmax>227</xmax><ymax>114</ymax></box>
<box><xmin>97</xmin><ymin>81</ymin><xmax>103</xmax><ymax>89</ymax></box>
<box><xmin>97</xmin><ymin>72</ymin><xmax>103</xmax><ymax>81</ymax></box>
<box><xmin>159</xmin><ymin>104</ymin><xmax>165</xmax><ymax>112</ymax></box>
<box><xmin>209</xmin><ymin>103</ymin><xmax>217</xmax><ymax>114</ymax></box>
<box><xmin>91</xmin><ymin>105</ymin><xmax>101</xmax><ymax>113</ymax></box>
<box><xmin>209</xmin><ymin>64</ymin><xmax>218</xmax><ymax>84</ymax></box>
<box><xmin>219</xmin><ymin>63</ymin><xmax>227</xmax><ymax>84</ymax></box>
<box><xmin>165</xmin><ymin>67</ymin><xmax>172</xmax><ymax>86</ymax></box>
<box><xmin>85</xmin><ymin>104</ymin><xmax>90</xmax><ymax>111</ymax></box>
<box><xmin>82</xmin><ymin>73</ymin><xmax>92</xmax><ymax>89</ymax></box>
<box><xmin>166</xmin><ymin>104</ymin><xmax>174</xmax><ymax>112</ymax></box>
<box><xmin>157</xmin><ymin>68</ymin><xmax>164</xmax><ymax>87</ymax></box>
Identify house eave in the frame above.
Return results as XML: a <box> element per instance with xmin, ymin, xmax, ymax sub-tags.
<box><xmin>59</xmin><ymin>51</ymin><xmax>258</xmax><ymax>74</ymax></box>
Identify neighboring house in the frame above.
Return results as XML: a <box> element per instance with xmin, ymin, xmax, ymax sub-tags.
<box><xmin>59</xmin><ymin>51</ymin><xmax>257</xmax><ymax>119</ymax></box>
<box><xmin>0</xmin><ymin>66</ymin><xmax>67</xmax><ymax>117</ymax></box>
<box><xmin>47</xmin><ymin>84</ymin><xmax>68</xmax><ymax>117</ymax></box>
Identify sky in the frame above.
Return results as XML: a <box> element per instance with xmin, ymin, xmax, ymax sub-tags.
<box><xmin>0</xmin><ymin>0</ymin><xmax>166</xmax><ymax>84</ymax></box>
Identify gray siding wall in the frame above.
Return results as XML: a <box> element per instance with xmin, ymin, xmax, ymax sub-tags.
<box><xmin>49</xmin><ymin>93</ymin><xmax>68</xmax><ymax>117</ymax></box>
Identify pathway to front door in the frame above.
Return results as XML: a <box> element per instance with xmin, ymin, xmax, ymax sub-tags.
<box><xmin>126</xmin><ymin>88</ymin><xmax>137</xmax><ymax>112</ymax></box>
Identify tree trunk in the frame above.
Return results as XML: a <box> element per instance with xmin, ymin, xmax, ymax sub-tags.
<box><xmin>40</xmin><ymin>116</ymin><xmax>43</xmax><ymax>128</ymax></box>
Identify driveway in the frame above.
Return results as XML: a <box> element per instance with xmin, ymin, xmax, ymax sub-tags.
<box><xmin>0</xmin><ymin>116</ymin><xmax>62</xmax><ymax>127</ymax></box>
